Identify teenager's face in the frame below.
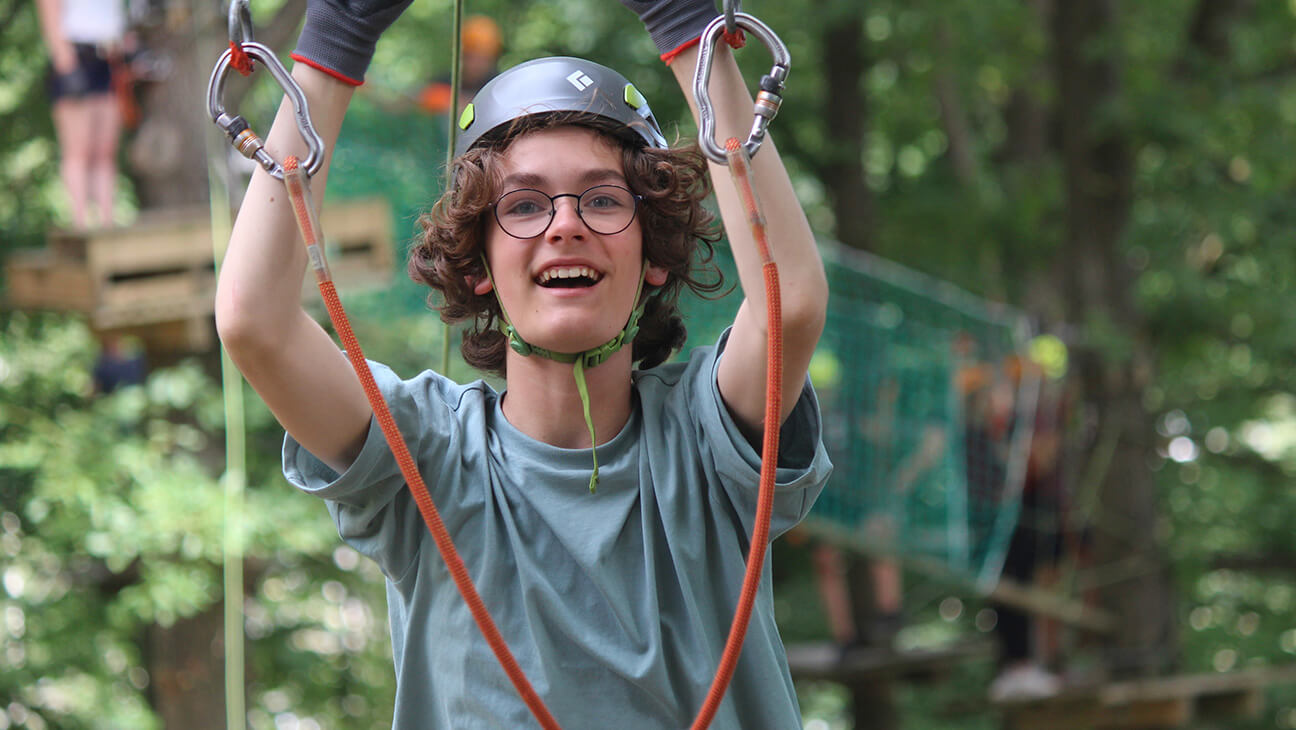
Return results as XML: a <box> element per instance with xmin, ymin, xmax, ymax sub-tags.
<box><xmin>477</xmin><ymin>126</ymin><xmax>668</xmax><ymax>356</ymax></box>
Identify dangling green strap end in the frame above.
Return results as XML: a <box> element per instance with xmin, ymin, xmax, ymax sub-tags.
<box><xmin>573</xmin><ymin>358</ymin><xmax>600</xmax><ymax>493</ymax></box>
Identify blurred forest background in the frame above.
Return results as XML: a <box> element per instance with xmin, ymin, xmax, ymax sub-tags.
<box><xmin>5</xmin><ymin>0</ymin><xmax>1296</xmax><ymax>728</ymax></box>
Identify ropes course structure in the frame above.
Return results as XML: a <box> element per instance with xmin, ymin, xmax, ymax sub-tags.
<box><xmin>683</xmin><ymin>240</ymin><xmax>1041</xmax><ymax>594</ymax></box>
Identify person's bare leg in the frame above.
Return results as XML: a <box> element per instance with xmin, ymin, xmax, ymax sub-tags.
<box><xmin>812</xmin><ymin>544</ymin><xmax>858</xmax><ymax>645</ymax></box>
<box><xmin>870</xmin><ymin>558</ymin><xmax>902</xmax><ymax>615</ymax></box>
<box><xmin>85</xmin><ymin>93</ymin><xmax>121</xmax><ymax>226</ymax></box>
<box><xmin>1035</xmin><ymin>562</ymin><xmax>1062</xmax><ymax>667</ymax></box>
<box><xmin>52</xmin><ymin>98</ymin><xmax>93</xmax><ymax>227</ymax></box>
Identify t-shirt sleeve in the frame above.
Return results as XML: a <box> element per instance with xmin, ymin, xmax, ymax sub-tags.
<box><xmin>281</xmin><ymin>360</ymin><xmax>436</xmax><ymax>581</ymax></box>
<box><xmin>691</xmin><ymin>331</ymin><xmax>833</xmax><ymax>538</ymax></box>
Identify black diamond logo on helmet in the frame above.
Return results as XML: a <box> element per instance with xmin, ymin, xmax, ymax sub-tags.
<box><xmin>566</xmin><ymin>71</ymin><xmax>594</xmax><ymax>91</ymax></box>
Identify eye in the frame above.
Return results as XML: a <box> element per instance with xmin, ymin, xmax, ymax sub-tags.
<box><xmin>583</xmin><ymin>187</ymin><xmax>630</xmax><ymax>211</ymax></box>
<box><xmin>498</xmin><ymin>191</ymin><xmax>550</xmax><ymax>217</ymax></box>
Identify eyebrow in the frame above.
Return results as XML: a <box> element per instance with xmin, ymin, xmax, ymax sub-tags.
<box><xmin>500</xmin><ymin>168</ymin><xmax>627</xmax><ymax>190</ymax></box>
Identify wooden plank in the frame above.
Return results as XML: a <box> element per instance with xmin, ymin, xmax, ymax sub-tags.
<box><xmin>95</xmin><ymin>317</ymin><xmax>214</xmax><ymax>354</ymax></box>
<box><xmin>93</xmin><ymin>297</ymin><xmax>212</xmax><ymax>330</ymax></box>
<box><xmin>998</xmin><ymin>667</ymin><xmax>1296</xmax><ymax>730</ymax></box>
<box><xmin>797</xmin><ymin>518</ymin><xmax>1118</xmax><ymax>634</ymax></box>
<box><xmin>311</xmin><ymin>197</ymin><xmax>395</xmax><ymax>293</ymax></box>
<box><xmin>1004</xmin><ymin>696</ymin><xmax>1190</xmax><ymax>730</ymax></box>
<box><xmin>1098</xmin><ymin>666</ymin><xmax>1296</xmax><ymax>704</ymax></box>
<box><xmin>98</xmin><ymin>271</ymin><xmax>213</xmax><ymax>308</ymax></box>
<box><xmin>989</xmin><ymin>576</ymin><xmax>1117</xmax><ymax>634</ymax></box>
<box><xmin>787</xmin><ymin>640</ymin><xmax>992</xmax><ymax>684</ymax></box>
<box><xmin>4</xmin><ymin>250</ymin><xmax>95</xmax><ymax>311</ymax></box>
<box><xmin>1196</xmin><ymin>687</ymin><xmax>1263</xmax><ymax>721</ymax></box>
<box><xmin>50</xmin><ymin>206</ymin><xmax>214</xmax><ymax>273</ymax></box>
<box><xmin>7</xmin><ymin>199</ymin><xmax>394</xmax><ymax>350</ymax></box>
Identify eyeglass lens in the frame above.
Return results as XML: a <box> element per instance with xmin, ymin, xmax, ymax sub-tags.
<box><xmin>494</xmin><ymin>185</ymin><xmax>638</xmax><ymax>238</ymax></box>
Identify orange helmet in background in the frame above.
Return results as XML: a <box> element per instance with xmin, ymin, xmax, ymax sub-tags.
<box><xmin>462</xmin><ymin>15</ymin><xmax>502</xmax><ymax>58</ymax></box>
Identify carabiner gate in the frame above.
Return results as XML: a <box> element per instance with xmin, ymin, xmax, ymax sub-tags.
<box><xmin>693</xmin><ymin>12</ymin><xmax>790</xmax><ymax>165</ymax></box>
<box><xmin>207</xmin><ymin>41</ymin><xmax>325</xmax><ymax>180</ymax></box>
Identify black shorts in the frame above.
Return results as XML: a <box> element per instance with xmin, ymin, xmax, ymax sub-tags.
<box><xmin>47</xmin><ymin>44</ymin><xmax>114</xmax><ymax>101</ymax></box>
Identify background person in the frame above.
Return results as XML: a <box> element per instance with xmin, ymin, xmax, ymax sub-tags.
<box><xmin>36</xmin><ymin>0</ymin><xmax>130</xmax><ymax>229</ymax></box>
<box><xmin>418</xmin><ymin>14</ymin><xmax>502</xmax><ymax>115</ymax></box>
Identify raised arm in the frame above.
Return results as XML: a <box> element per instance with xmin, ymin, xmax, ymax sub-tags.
<box><xmin>623</xmin><ymin>1</ymin><xmax>828</xmax><ymax>442</ymax></box>
<box><xmin>673</xmin><ymin>43</ymin><xmax>827</xmax><ymax>440</ymax></box>
<box><xmin>215</xmin><ymin>0</ymin><xmax>410</xmax><ymax>473</ymax></box>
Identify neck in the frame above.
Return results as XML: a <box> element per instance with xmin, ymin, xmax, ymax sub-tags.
<box><xmin>500</xmin><ymin>347</ymin><xmax>635</xmax><ymax>448</ymax></box>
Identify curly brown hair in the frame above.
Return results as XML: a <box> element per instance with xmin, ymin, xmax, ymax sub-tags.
<box><xmin>408</xmin><ymin>112</ymin><xmax>724</xmax><ymax>376</ymax></box>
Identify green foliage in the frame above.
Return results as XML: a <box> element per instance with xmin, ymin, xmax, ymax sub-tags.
<box><xmin>0</xmin><ymin>313</ymin><xmax>395</xmax><ymax>728</ymax></box>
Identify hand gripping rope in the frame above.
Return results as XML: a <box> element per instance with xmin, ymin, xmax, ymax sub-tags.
<box><xmin>208</xmin><ymin>1</ymin><xmax>789</xmax><ymax>726</ymax></box>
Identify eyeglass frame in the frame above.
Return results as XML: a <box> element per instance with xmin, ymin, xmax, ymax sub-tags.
<box><xmin>490</xmin><ymin>184</ymin><xmax>644</xmax><ymax>239</ymax></box>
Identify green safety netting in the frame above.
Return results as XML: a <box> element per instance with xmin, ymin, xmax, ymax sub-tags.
<box><xmin>326</xmin><ymin>97</ymin><xmax>452</xmax><ymax>317</ymax></box>
<box><xmin>325</xmin><ymin>100</ymin><xmax>1036</xmax><ymax>591</ymax></box>
<box><xmin>678</xmin><ymin>243</ymin><xmax>1037</xmax><ymax>591</ymax></box>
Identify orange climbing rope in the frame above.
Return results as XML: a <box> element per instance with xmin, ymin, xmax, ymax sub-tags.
<box><xmin>282</xmin><ymin>156</ymin><xmax>563</xmax><ymax>730</ymax></box>
<box><xmin>282</xmin><ymin>141</ymin><xmax>783</xmax><ymax>730</ymax></box>
<box><xmin>210</xmin><ymin>3</ymin><xmax>792</xmax><ymax>725</ymax></box>
<box><xmin>690</xmin><ymin>137</ymin><xmax>783</xmax><ymax>730</ymax></box>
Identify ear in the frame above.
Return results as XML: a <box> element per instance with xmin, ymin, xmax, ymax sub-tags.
<box><xmin>472</xmin><ymin>275</ymin><xmax>494</xmax><ymax>295</ymax></box>
<box><xmin>645</xmin><ymin>264</ymin><xmax>669</xmax><ymax>287</ymax></box>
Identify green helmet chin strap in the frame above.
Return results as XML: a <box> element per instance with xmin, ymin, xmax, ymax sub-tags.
<box><xmin>481</xmin><ymin>256</ymin><xmax>651</xmax><ymax>493</ymax></box>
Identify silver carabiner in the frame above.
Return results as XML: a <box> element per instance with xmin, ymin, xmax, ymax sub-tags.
<box><xmin>693</xmin><ymin>12</ymin><xmax>790</xmax><ymax>165</ymax></box>
<box><xmin>723</xmin><ymin>0</ymin><xmax>740</xmax><ymax>38</ymax></box>
<box><xmin>206</xmin><ymin>41</ymin><xmax>325</xmax><ymax>179</ymax></box>
<box><xmin>229</xmin><ymin>0</ymin><xmax>254</xmax><ymax>46</ymax></box>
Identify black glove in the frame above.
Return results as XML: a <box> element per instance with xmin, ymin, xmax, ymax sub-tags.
<box><xmin>619</xmin><ymin>0</ymin><xmax>721</xmax><ymax>62</ymax></box>
<box><xmin>291</xmin><ymin>0</ymin><xmax>414</xmax><ymax>85</ymax></box>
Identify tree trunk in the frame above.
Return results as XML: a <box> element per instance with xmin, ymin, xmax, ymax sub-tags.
<box><xmin>147</xmin><ymin>606</ymin><xmax>227</xmax><ymax>730</ymax></box>
<box><xmin>846</xmin><ymin>558</ymin><xmax>899</xmax><ymax>730</ymax></box>
<box><xmin>127</xmin><ymin>0</ymin><xmax>303</xmax><ymax>209</ymax></box>
<box><xmin>1051</xmin><ymin>0</ymin><xmax>1176</xmax><ymax>678</ymax></box>
<box><xmin>126</xmin><ymin>2</ymin><xmax>220</xmax><ymax>209</ymax></box>
<box><xmin>123</xmin><ymin>3</ymin><xmax>305</xmax><ymax>724</ymax></box>
<box><xmin>818</xmin><ymin>2</ymin><xmax>873</xmax><ymax>251</ymax></box>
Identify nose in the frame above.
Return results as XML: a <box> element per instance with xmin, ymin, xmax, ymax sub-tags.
<box><xmin>545</xmin><ymin>196</ymin><xmax>587</xmax><ymax>240</ymax></box>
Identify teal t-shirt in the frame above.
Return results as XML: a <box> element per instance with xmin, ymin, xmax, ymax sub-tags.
<box><xmin>283</xmin><ymin>334</ymin><xmax>832</xmax><ymax>729</ymax></box>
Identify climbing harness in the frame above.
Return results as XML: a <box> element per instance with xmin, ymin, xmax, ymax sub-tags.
<box><xmin>207</xmin><ymin>0</ymin><xmax>791</xmax><ymax>726</ymax></box>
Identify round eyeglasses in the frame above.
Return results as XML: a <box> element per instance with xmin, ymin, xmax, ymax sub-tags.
<box><xmin>492</xmin><ymin>184</ymin><xmax>642</xmax><ymax>239</ymax></box>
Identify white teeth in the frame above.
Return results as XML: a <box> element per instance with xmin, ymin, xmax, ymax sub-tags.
<box><xmin>537</xmin><ymin>266</ymin><xmax>600</xmax><ymax>284</ymax></box>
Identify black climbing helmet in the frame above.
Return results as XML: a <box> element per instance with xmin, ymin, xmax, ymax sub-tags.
<box><xmin>454</xmin><ymin>56</ymin><xmax>668</xmax><ymax>157</ymax></box>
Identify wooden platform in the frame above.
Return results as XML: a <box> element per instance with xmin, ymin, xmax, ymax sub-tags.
<box><xmin>996</xmin><ymin>666</ymin><xmax>1296</xmax><ymax>729</ymax></box>
<box><xmin>787</xmin><ymin>639</ymin><xmax>994</xmax><ymax>684</ymax></box>
<box><xmin>4</xmin><ymin>199</ymin><xmax>394</xmax><ymax>352</ymax></box>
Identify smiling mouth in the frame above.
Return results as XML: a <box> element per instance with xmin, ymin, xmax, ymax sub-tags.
<box><xmin>536</xmin><ymin>266</ymin><xmax>603</xmax><ymax>288</ymax></box>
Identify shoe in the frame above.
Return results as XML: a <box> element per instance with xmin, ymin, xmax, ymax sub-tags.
<box><xmin>835</xmin><ymin>638</ymin><xmax>870</xmax><ymax>665</ymax></box>
<box><xmin>867</xmin><ymin>611</ymin><xmax>904</xmax><ymax>647</ymax></box>
<box><xmin>988</xmin><ymin>663</ymin><xmax>1061</xmax><ymax>702</ymax></box>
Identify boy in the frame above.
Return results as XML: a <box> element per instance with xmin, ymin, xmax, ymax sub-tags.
<box><xmin>216</xmin><ymin>1</ymin><xmax>830</xmax><ymax>726</ymax></box>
